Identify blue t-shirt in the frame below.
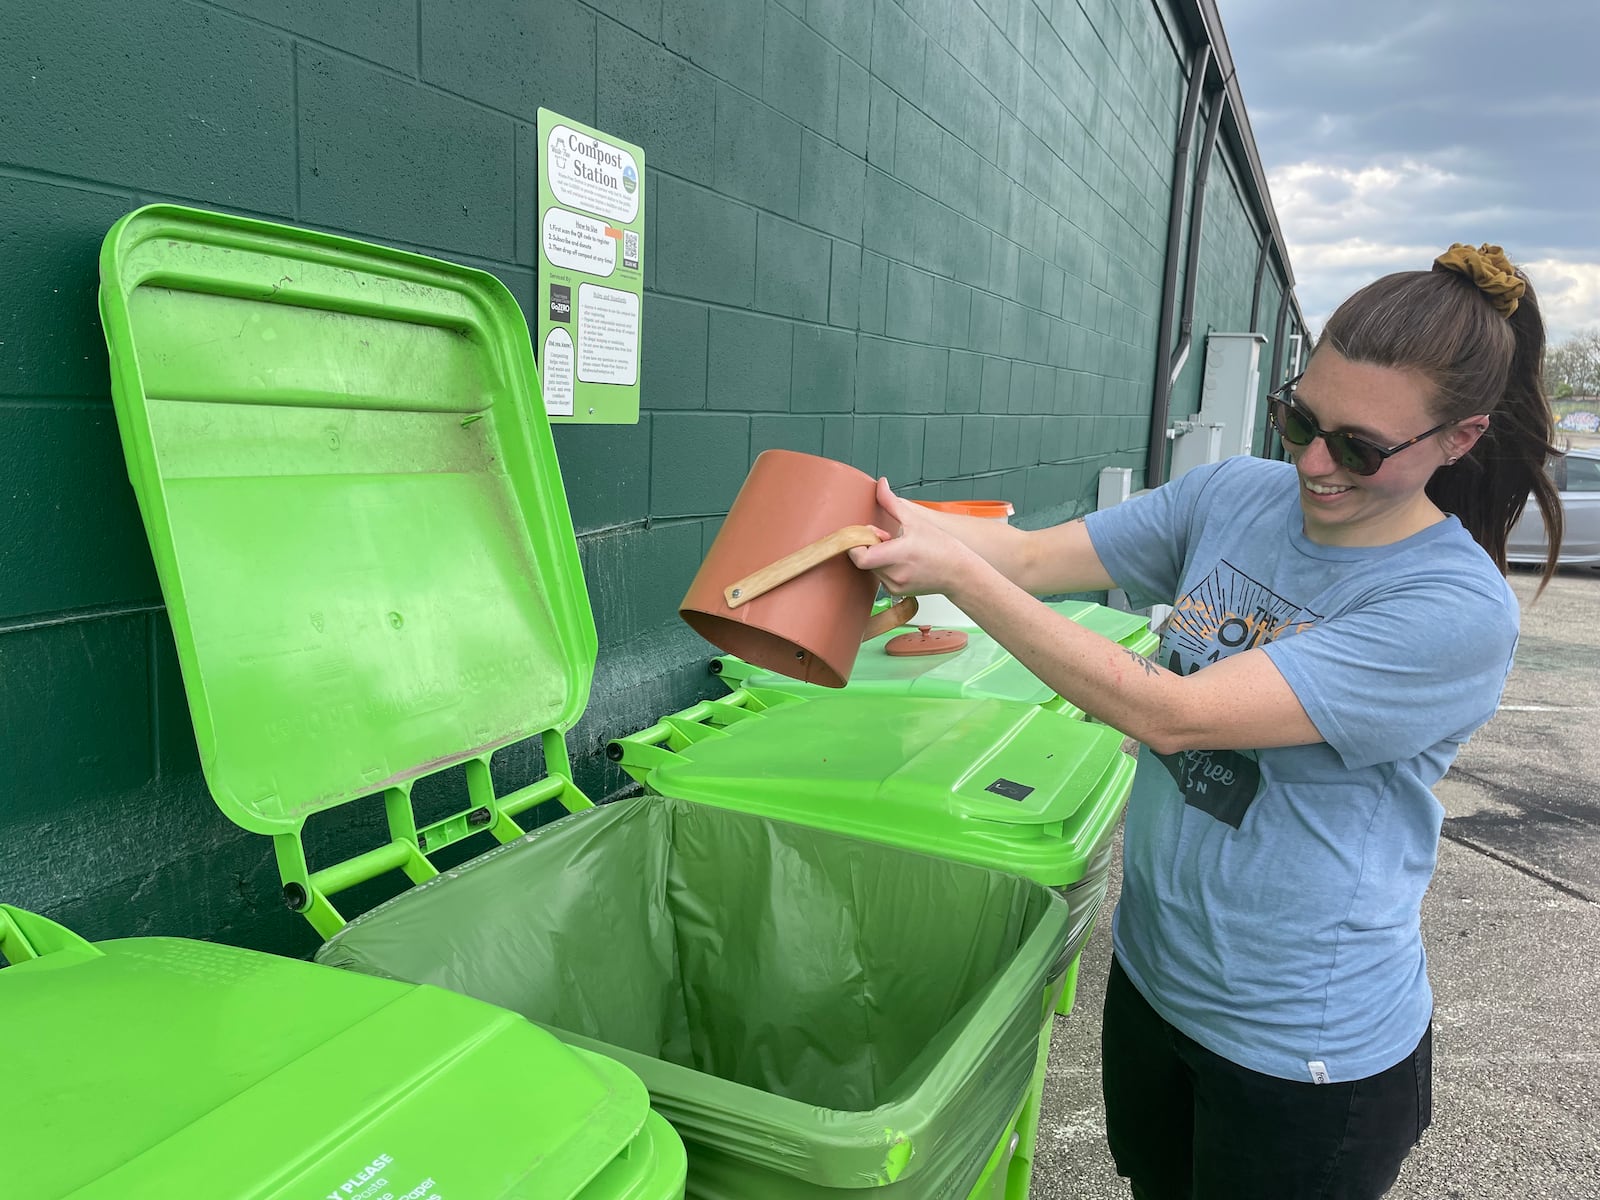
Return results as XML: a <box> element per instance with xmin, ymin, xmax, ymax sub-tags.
<box><xmin>1083</xmin><ymin>456</ymin><xmax>1518</xmax><ymax>1083</ymax></box>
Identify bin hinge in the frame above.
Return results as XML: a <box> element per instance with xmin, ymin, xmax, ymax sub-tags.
<box><xmin>607</xmin><ymin>715</ymin><xmax>732</xmax><ymax>782</ymax></box>
<box><xmin>608</xmin><ymin>686</ymin><xmax>807</xmax><ymax>784</ymax></box>
<box><xmin>274</xmin><ymin>730</ymin><xmax>595</xmax><ymax>939</ymax></box>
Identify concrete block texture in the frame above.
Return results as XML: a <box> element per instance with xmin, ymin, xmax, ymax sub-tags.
<box><xmin>664</xmin><ymin>0</ymin><xmax>764</xmax><ymax>93</ymax></box>
<box><xmin>654</xmin><ymin>175</ymin><xmax>758</xmax><ymax>306</ymax></box>
<box><xmin>299</xmin><ymin>50</ymin><xmax>518</xmax><ymax>261</ymax></box>
<box><xmin>598</xmin><ymin>21</ymin><xmax>715</xmax><ymax>182</ymax></box>
<box><xmin>714</xmin><ymin>83</ymin><xmax>804</xmax><ymax>219</ymax></box>
<box><xmin>423</xmin><ymin>0</ymin><xmax>596</xmax><ymax>122</ymax></box>
<box><xmin>757</xmin><ymin>212</ymin><xmax>832</xmax><ymax>321</ymax></box>
<box><xmin>708</xmin><ymin>309</ymin><xmax>794</xmax><ymax>411</ymax></box>
<box><xmin>792</xmin><ymin>324</ymin><xmax>858</xmax><ymax>412</ymax></box>
<box><xmin>4</xmin><ymin>0</ymin><xmax>295</xmax><ymax>213</ymax></box>
<box><xmin>764</xmin><ymin>2</ymin><xmax>840</xmax><ymax>138</ymax></box>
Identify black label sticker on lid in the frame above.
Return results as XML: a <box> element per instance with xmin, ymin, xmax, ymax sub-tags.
<box><xmin>985</xmin><ymin>778</ymin><xmax>1034</xmax><ymax>802</ymax></box>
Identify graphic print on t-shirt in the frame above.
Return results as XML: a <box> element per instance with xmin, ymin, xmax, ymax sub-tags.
<box><xmin>1156</xmin><ymin>559</ymin><xmax>1324</xmax><ymax>828</ymax></box>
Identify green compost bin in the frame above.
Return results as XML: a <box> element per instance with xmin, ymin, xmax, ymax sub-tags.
<box><xmin>321</xmin><ymin>795</ymin><xmax>1077</xmax><ymax>1199</ymax></box>
<box><xmin>97</xmin><ymin>204</ymin><xmax>1070</xmax><ymax>1199</ymax></box>
<box><xmin>610</xmin><ymin>688</ymin><xmax>1136</xmax><ymax>1018</ymax></box>
<box><xmin>710</xmin><ymin>598</ymin><xmax>1159</xmax><ymax>718</ymax></box>
<box><xmin>0</xmin><ymin>904</ymin><xmax>684</xmax><ymax>1200</ymax></box>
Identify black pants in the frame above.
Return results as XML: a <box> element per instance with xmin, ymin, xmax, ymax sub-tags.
<box><xmin>1101</xmin><ymin>956</ymin><xmax>1432</xmax><ymax>1200</ymax></box>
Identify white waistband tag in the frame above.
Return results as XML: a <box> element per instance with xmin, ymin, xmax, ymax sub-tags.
<box><xmin>1307</xmin><ymin>1060</ymin><xmax>1331</xmax><ymax>1085</ymax></box>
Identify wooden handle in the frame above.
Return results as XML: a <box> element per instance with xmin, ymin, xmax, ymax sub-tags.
<box><xmin>724</xmin><ymin>524</ymin><xmax>881</xmax><ymax>609</ymax></box>
<box><xmin>861</xmin><ymin>596</ymin><xmax>919</xmax><ymax>641</ymax></box>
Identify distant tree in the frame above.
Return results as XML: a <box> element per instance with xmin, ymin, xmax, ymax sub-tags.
<box><xmin>1545</xmin><ymin>330</ymin><xmax>1600</xmax><ymax>399</ymax></box>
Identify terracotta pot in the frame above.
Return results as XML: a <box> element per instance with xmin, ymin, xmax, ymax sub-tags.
<box><xmin>680</xmin><ymin>450</ymin><xmax>917</xmax><ymax>687</ymax></box>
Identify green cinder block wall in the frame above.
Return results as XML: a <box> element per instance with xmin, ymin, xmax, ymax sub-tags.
<box><xmin>1</xmin><ymin>0</ymin><xmax>1293</xmax><ymax>954</ymax></box>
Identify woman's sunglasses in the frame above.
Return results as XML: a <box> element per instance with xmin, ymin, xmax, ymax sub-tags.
<box><xmin>1268</xmin><ymin>373</ymin><xmax>1455</xmax><ymax>477</ymax></box>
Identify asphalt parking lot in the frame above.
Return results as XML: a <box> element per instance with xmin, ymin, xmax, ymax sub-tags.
<box><xmin>1028</xmin><ymin>561</ymin><xmax>1600</xmax><ymax>1198</ymax></box>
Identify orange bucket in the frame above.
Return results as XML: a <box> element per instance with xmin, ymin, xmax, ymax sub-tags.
<box><xmin>904</xmin><ymin>499</ymin><xmax>1013</xmax><ymax>627</ymax></box>
<box><xmin>912</xmin><ymin>499</ymin><xmax>1016</xmax><ymax>521</ymax></box>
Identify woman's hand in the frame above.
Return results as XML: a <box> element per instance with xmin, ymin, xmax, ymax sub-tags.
<box><xmin>847</xmin><ymin>477</ymin><xmax>988</xmax><ymax>600</ymax></box>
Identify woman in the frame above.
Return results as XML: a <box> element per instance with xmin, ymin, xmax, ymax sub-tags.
<box><xmin>848</xmin><ymin>244</ymin><xmax>1562</xmax><ymax>1199</ymax></box>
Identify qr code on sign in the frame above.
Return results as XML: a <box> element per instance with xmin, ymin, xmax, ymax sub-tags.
<box><xmin>623</xmin><ymin>230</ymin><xmax>640</xmax><ymax>271</ymax></box>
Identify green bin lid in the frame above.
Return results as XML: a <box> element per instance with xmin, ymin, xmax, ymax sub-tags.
<box><xmin>713</xmin><ymin>600</ymin><xmax>1157</xmax><ymax>711</ymax></box>
<box><xmin>619</xmin><ymin>695</ymin><xmax>1135</xmax><ymax>886</ymax></box>
<box><xmin>97</xmin><ymin>205</ymin><xmax>597</xmax><ymax>837</ymax></box>
<box><xmin>1052</xmin><ymin>599</ymin><xmax>1161</xmax><ymax>656</ymax></box>
<box><xmin>0</xmin><ymin>905</ymin><xmax>684</xmax><ymax>1200</ymax></box>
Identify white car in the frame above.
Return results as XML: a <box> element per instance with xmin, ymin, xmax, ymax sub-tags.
<box><xmin>1507</xmin><ymin>447</ymin><xmax>1600</xmax><ymax>566</ymax></box>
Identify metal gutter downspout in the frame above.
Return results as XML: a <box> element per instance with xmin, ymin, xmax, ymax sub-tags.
<box><xmin>1262</xmin><ymin>284</ymin><xmax>1293</xmax><ymax>459</ymax></box>
<box><xmin>1167</xmin><ymin>92</ymin><xmax>1226</xmax><ymax>392</ymax></box>
<box><xmin>1248</xmin><ymin>238</ymin><xmax>1271</xmax><ymax>330</ymax></box>
<box><xmin>1147</xmin><ymin>45</ymin><xmax>1212</xmax><ymax>488</ymax></box>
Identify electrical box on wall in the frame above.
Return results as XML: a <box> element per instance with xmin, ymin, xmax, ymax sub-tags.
<box><xmin>1200</xmin><ymin>332</ymin><xmax>1268</xmax><ymax>457</ymax></box>
<box><xmin>1097</xmin><ymin>466</ymin><xmax>1133</xmax><ymax>510</ymax></box>
<box><xmin>1168</xmin><ymin>418</ymin><xmax>1224</xmax><ymax>480</ymax></box>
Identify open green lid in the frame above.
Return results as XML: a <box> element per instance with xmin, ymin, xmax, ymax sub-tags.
<box><xmin>98</xmin><ymin>206</ymin><xmax>599</xmax><ymax>933</ymax></box>
<box><xmin>0</xmin><ymin>906</ymin><xmax>684</xmax><ymax>1199</ymax></box>
<box><xmin>610</xmin><ymin>692</ymin><xmax>1136</xmax><ymax>886</ymax></box>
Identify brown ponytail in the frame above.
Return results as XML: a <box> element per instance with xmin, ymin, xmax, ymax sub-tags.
<box><xmin>1319</xmin><ymin>257</ymin><xmax>1563</xmax><ymax>590</ymax></box>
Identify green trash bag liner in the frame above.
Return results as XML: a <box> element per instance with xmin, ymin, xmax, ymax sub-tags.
<box><xmin>319</xmin><ymin>796</ymin><xmax>1094</xmax><ymax>1197</ymax></box>
<box><xmin>1061</xmin><ymin>821</ymin><xmax>1116</xmax><ymax>913</ymax></box>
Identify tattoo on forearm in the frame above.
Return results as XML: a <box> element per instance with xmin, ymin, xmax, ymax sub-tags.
<box><xmin>1123</xmin><ymin>648</ymin><xmax>1160</xmax><ymax>678</ymax></box>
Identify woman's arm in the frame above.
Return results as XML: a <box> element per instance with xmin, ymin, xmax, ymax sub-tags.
<box><xmin>851</xmin><ymin>480</ymin><xmax>1322</xmax><ymax>753</ymax></box>
<box><xmin>945</xmin><ymin>563</ymin><xmax>1320</xmax><ymax>753</ymax></box>
<box><xmin>888</xmin><ymin>479</ymin><xmax>1117</xmax><ymax>596</ymax></box>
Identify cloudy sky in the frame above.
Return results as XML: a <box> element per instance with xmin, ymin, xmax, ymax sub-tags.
<box><xmin>1215</xmin><ymin>0</ymin><xmax>1600</xmax><ymax>345</ymax></box>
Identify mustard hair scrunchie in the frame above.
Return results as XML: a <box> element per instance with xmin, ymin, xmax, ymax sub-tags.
<box><xmin>1433</xmin><ymin>243</ymin><xmax>1525</xmax><ymax>317</ymax></box>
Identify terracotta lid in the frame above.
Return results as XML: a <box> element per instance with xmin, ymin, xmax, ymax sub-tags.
<box><xmin>912</xmin><ymin>499</ymin><xmax>1014</xmax><ymax>520</ymax></box>
<box><xmin>884</xmin><ymin>625</ymin><xmax>970</xmax><ymax>656</ymax></box>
